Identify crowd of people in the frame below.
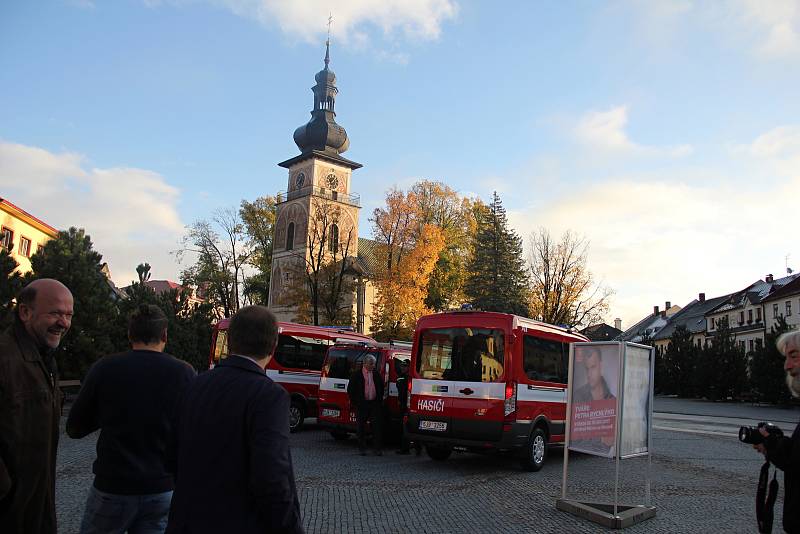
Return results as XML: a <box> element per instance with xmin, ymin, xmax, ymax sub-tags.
<box><xmin>1</xmin><ymin>277</ymin><xmax>799</xmax><ymax>533</ymax></box>
<box><xmin>1</xmin><ymin>279</ymin><xmax>303</xmax><ymax>534</ymax></box>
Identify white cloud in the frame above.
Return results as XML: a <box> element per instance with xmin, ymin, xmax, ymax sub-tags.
<box><xmin>737</xmin><ymin>0</ymin><xmax>800</xmax><ymax>58</ymax></box>
<box><xmin>206</xmin><ymin>0</ymin><xmax>458</xmax><ymax>44</ymax></box>
<box><xmin>746</xmin><ymin>125</ymin><xmax>800</xmax><ymax>158</ymax></box>
<box><xmin>0</xmin><ymin>140</ymin><xmax>185</xmax><ymax>287</ymax></box>
<box><xmin>574</xmin><ymin>105</ymin><xmax>692</xmax><ymax>157</ymax></box>
<box><xmin>627</xmin><ymin>0</ymin><xmax>800</xmax><ymax>59</ymax></box>
<box><xmin>508</xmin><ymin>124</ymin><xmax>800</xmax><ymax>328</ymax></box>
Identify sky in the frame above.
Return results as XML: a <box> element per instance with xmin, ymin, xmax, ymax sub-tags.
<box><xmin>1</xmin><ymin>0</ymin><xmax>798</xmax><ymax>328</ymax></box>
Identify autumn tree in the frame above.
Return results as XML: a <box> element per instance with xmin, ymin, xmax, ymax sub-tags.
<box><xmin>239</xmin><ymin>196</ymin><xmax>276</xmax><ymax>305</ymax></box>
<box><xmin>178</xmin><ymin>208</ymin><xmax>252</xmax><ymax>318</ymax></box>
<box><xmin>465</xmin><ymin>192</ymin><xmax>530</xmax><ymax>316</ymax></box>
<box><xmin>410</xmin><ymin>180</ymin><xmax>476</xmax><ymax>311</ymax></box>
<box><xmin>372</xmin><ymin>188</ymin><xmax>417</xmax><ymax>273</ymax></box>
<box><xmin>286</xmin><ymin>197</ymin><xmax>356</xmax><ymax>326</ymax></box>
<box><xmin>371</xmin><ymin>224</ymin><xmax>445</xmax><ymax>340</ymax></box>
<box><xmin>527</xmin><ymin>228</ymin><xmax>612</xmax><ymax>328</ymax></box>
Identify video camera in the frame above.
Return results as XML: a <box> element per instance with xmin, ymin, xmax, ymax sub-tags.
<box><xmin>738</xmin><ymin>422</ymin><xmax>783</xmax><ymax>445</ymax></box>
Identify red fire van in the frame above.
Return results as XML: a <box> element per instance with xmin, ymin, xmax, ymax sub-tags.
<box><xmin>405</xmin><ymin>311</ymin><xmax>588</xmax><ymax>470</ymax></box>
<box><xmin>209</xmin><ymin>319</ymin><xmax>374</xmax><ymax>432</ymax></box>
<box><xmin>317</xmin><ymin>341</ymin><xmax>411</xmax><ymax>440</ymax></box>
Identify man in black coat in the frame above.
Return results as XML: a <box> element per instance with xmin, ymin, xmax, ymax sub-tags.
<box><xmin>756</xmin><ymin>330</ymin><xmax>800</xmax><ymax>533</ymax></box>
<box><xmin>347</xmin><ymin>354</ymin><xmax>384</xmax><ymax>456</ymax></box>
<box><xmin>0</xmin><ymin>279</ymin><xmax>72</xmax><ymax>534</ymax></box>
<box><xmin>67</xmin><ymin>304</ymin><xmax>196</xmax><ymax>534</ymax></box>
<box><xmin>166</xmin><ymin>306</ymin><xmax>303</xmax><ymax>534</ymax></box>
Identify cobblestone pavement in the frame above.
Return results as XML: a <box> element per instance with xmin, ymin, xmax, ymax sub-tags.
<box><xmin>57</xmin><ymin>408</ymin><xmax>780</xmax><ymax>534</ymax></box>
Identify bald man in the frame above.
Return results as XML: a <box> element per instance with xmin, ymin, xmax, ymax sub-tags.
<box><xmin>0</xmin><ymin>279</ymin><xmax>74</xmax><ymax>534</ymax></box>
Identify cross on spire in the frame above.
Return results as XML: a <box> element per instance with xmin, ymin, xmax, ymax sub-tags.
<box><xmin>324</xmin><ymin>14</ymin><xmax>333</xmax><ymax>68</ymax></box>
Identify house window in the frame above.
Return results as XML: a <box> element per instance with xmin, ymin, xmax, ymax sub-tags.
<box><xmin>787</xmin><ymin>301</ymin><xmax>793</xmax><ymax>317</ymax></box>
<box><xmin>709</xmin><ymin>318</ymin><xmax>715</xmax><ymax>330</ymax></box>
<box><xmin>19</xmin><ymin>237</ymin><xmax>31</xmax><ymax>257</ymax></box>
<box><xmin>285</xmin><ymin>222</ymin><xmax>295</xmax><ymax>251</ymax></box>
<box><xmin>739</xmin><ymin>311</ymin><xmax>744</xmax><ymax>325</ymax></box>
<box><xmin>739</xmin><ymin>340</ymin><xmax>745</xmax><ymax>351</ymax></box>
<box><xmin>0</xmin><ymin>227</ymin><xmax>12</xmax><ymax>250</ymax></box>
<box><xmin>748</xmin><ymin>339</ymin><xmax>754</xmax><ymax>352</ymax></box>
<box><xmin>756</xmin><ymin>338</ymin><xmax>763</xmax><ymax>350</ymax></box>
<box><xmin>328</xmin><ymin>224</ymin><xmax>339</xmax><ymax>254</ymax></box>
<box><xmin>748</xmin><ymin>309</ymin><xmax>753</xmax><ymax>323</ymax></box>
<box><xmin>756</xmin><ymin>308</ymin><xmax>762</xmax><ymax>322</ymax></box>
<box><xmin>774</xmin><ymin>304</ymin><xmax>780</xmax><ymax>318</ymax></box>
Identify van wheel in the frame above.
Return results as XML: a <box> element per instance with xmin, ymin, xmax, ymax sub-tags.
<box><xmin>426</xmin><ymin>445</ymin><xmax>452</xmax><ymax>461</ymax></box>
<box><xmin>330</xmin><ymin>431</ymin><xmax>349</xmax><ymax>441</ymax></box>
<box><xmin>289</xmin><ymin>401</ymin><xmax>305</xmax><ymax>433</ymax></box>
<box><xmin>520</xmin><ymin>427</ymin><xmax>547</xmax><ymax>472</ymax></box>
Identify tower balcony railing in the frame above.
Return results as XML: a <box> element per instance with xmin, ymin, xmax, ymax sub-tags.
<box><xmin>276</xmin><ymin>186</ymin><xmax>360</xmax><ymax>207</ymax></box>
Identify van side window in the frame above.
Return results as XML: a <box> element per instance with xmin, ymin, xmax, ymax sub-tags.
<box><xmin>417</xmin><ymin>327</ymin><xmax>504</xmax><ymax>382</ymax></box>
<box><xmin>523</xmin><ymin>335</ymin><xmax>567</xmax><ymax>384</ymax></box>
<box><xmin>325</xmin><ymin>347</ymin><xmax>381</xmax><ymax>379</ymax></box>
<box><xmin>273</xmin><ymin>334</ymin><xmax>330</xmax><ymax>371</ymax></box>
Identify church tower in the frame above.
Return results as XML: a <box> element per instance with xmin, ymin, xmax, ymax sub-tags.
<box><xmin>269</xmin><ymin>40</ymin><xmax>363</xmax><ymax>322</ymax></box>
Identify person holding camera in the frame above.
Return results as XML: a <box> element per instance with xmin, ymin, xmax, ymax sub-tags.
<box><xmin>753</xmin><ymin>330</ymin><xmax>800</xmax><ymax>533</ymax></box>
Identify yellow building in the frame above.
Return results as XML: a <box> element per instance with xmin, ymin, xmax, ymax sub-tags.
<box><xmin>0</xmin><ymin>197</ymin><xmax>58</xmax><ymax>274</ymax></box>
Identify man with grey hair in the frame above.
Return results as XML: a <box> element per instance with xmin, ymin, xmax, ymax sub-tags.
<box><xmin>0</xmin><ymin>279</ymin><xmax>73</xmax><ymax>534</ymax></box>
<box><xmin>347</xmin><ymin>353</ymin><xmax>384</xmax><ymax>456</ymax></box>
<box><xmin>754</xmin><ymin>330</ymin><xmax>800</xmax><ymax>533</ymax></box>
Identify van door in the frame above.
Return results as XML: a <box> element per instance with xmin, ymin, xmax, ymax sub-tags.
<box><xmin>413</xmin><ymin>327</ymin><xmax>506</xmax><ymax>441</ymax></box>
<box><xmin>445</xmin><ymin>328</ymin><xmax>506</xmax><ymax>442</ymax></box>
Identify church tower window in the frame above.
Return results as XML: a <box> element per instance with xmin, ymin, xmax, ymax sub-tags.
<box><xmin>286</xmin><ymin>222</ymin><xmax>295</xmax><ymax>251</ymax></box>
<box><xmin>328</xmin><ymin>224</ymin><xmax>339</xmax><ymax>254</ymax></box>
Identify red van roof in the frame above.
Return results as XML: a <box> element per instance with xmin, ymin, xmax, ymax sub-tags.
<box><xmin>415</xmin><ymin>311</ymin><xmax>589</xmax><ymax>342</ymax></box>
<box><xmin>213</xmin><ymin>318</ymin><xmax>375</xmax><ymax>342</ymax></box>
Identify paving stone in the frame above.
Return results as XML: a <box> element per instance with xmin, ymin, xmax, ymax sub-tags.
<box><xmin>56</xmin><ymin>414</ymin><xmax>777</xmax><ymax>533</ymax></box>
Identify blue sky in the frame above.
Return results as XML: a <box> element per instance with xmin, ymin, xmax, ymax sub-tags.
<box><xmin>1</xmin><ymin>0</ymin><xmax>798</xmax><ymax>326</ymax></box>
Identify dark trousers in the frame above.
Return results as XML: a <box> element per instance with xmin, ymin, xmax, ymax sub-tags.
<box><xmin>356</xmin><ymin>400</ymin><xmax>382</xmax><ymax>452</ymax></box>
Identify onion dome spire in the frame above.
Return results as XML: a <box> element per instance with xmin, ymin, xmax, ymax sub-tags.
<box><xmin>292</xmin><ymin>37</ymin><xmax>349</xmax><ymax>155</ymax></box>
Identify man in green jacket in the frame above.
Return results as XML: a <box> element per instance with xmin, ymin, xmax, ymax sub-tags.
<box><xmin>0</xmin><ymin>279</ymin><xmax>73</xmax><ymax>534</ymax></box>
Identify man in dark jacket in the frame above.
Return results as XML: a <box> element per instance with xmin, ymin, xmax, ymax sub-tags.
<box><xmin>347</xmin><ymin>354</ymin><xmax>384</xmax><ymax>456</ymax></box>
<box><xmin>66</xmin><ymin>304</ymin><xmax>196</xmax><ymax>534</ymax></box>
<box><xmin>167</xmin><ymin>305</ymin><xmax>303</xmax><ymax>534</ymax></box>
<box><xmin>0</xmin><ymin>279</ymin><xmax>73</xmax><ymax>534</ymax></box>
<box><xmin>756</xmin><ymin>330</ymin><xmax>800</xmax><ymax>533</ymax></box>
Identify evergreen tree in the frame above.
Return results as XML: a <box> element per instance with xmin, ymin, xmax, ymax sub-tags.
<box><xmin>704</xmin><ymin>317</ymin><xmax>748</xmax><ymax>400</ymax></box>
<box><xmin>27</xmin><ymin>227</ymin><xmax>118</xmax><ymax>379</ymax></box>
<box><xmin>115</xmin><ymin>263</ymin><xmax>214</xmax><ymax>372</ymax></box>
<box><xmin>465</xmin><ymin>192</ymin><xmax>530</xmax><ymax>316</ymax></box>
<box><xmin>0</xmin><ymin>247</ymin><xmax>23</xmax><ymax>330</ymax></box>
<box><xmin>750</xmin><ymin>316</ymin><xmax>792</xmax><ymax>404</ymax></box>
<box><xmin>661</xmin><ymin>325</ymin><xmax>697</xmax><ymax>397</ymax></box>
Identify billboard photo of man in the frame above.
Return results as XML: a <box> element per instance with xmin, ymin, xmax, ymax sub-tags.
<box><xmin>569</xmin><ymin>345</ymin><xmax>620</xmax><ymax>458</ymax></box>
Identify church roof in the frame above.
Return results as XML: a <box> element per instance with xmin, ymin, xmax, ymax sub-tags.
<box><xmin>356</xmin><ymin>237</ymin><xmax>383</xmax><ymax>278</ymax></box>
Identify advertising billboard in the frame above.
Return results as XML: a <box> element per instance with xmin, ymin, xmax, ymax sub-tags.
<box><xmin>567</xmin><ymin>344</ymin><xmax>620</xmax><ymax>458</ymax></box>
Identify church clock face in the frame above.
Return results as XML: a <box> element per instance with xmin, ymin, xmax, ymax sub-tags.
<box><xmin>294</xmin><ymin>172</ymin><xmax>305</xmax><ymax>190</ymax></box>
<box><xmin>325</xmin><ymin>172</ymin><xmax>339</xmax><ymax>190</ymax></box>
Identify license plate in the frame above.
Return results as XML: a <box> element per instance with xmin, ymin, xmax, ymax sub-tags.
<box><xmin>321</xmin><ymin>408</ymin><xmax>340</xmax><ymax>418</ymax></box>
<box><xmin>419</xmin><ymin>420</ymin><xmax>447</xmax><ymax>431</ymax></box>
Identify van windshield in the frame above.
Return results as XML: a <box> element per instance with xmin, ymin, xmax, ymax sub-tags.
<box><xmin>325</xmin><ymin>347</ymin><xmax>382</xmax><ymax>379</ymax></box>
<box><xmin>416</xmin><ymin>327</ymin><xmax>504</xmax><ymax>382</ymax></box>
